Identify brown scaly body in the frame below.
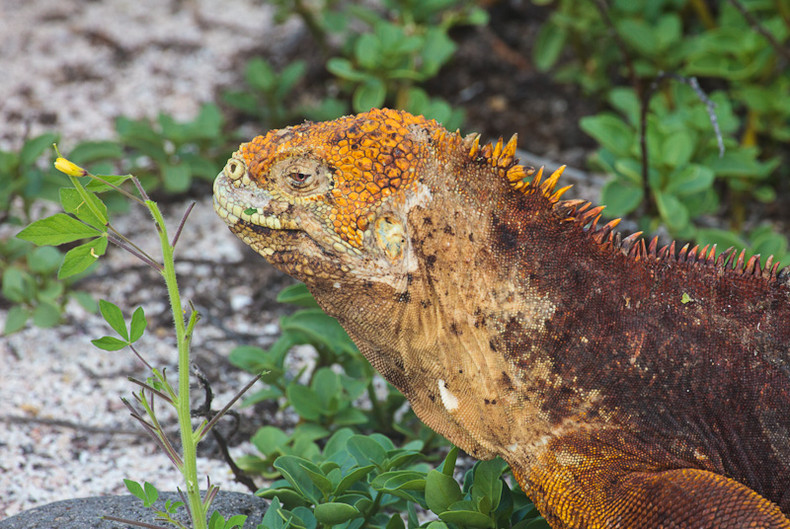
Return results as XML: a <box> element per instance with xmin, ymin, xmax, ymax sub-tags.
<box><xmin>213</xmin><ymin>109</ymin><xmax>790</xmax><ymax>528</ymax></box>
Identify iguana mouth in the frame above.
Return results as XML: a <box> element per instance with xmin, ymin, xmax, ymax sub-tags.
<box><xmin>212</xmin><ymin>170</ymin><xmax>300</xmax><ymax>232</ymax></box>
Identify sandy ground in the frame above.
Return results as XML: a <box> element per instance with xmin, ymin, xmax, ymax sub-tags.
<box><xmin>0</xmin><ymin>0</ymin><xmax>303</xmax><ymax>518</ymax></box>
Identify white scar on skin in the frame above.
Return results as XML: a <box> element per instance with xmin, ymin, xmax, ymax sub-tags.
<box><xmin>437</xmin><ymin>379</ymin><xmax>459</xmax><ymax>412</ymax></box>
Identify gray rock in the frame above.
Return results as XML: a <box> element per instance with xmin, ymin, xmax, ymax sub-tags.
<box><xmin>0</xmin><ymin>491</ymin><xmax>267</xmax><ymax>529</ymax></box>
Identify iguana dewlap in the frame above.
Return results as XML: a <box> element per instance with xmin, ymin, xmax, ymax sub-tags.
<box><xmin>213</xmin><ymin>108</ymin><xmax>790</xmax><ymax>528</ymax></box>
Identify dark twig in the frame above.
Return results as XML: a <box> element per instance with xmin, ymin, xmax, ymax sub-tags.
<box><xmin>171</xmin><ymin>201</ymin><xmax>196</xmax><ymax>248</ymax></box>
<box><xmin>727</xmin><ymin>0</ymin><xmax>790</xmax><ymax>61</ymax></box>
<box><xmin>197</xmin><ymin>374</ymin><xmax>261</xmax><ymax>440</ymax></box>
<box><xmin>591</xmin><ymin>0</ymin><xmax>638</xmax><ymax>88</ymax></box>
<box><xmin>208</xmin><ymin>423</ymin><xmax>258</xmax><ymax>493</ymax></box>
<box><xmin>191</xmin><ymin>367</ymin><xmax>261</xmax><ymax>493</ymax></box>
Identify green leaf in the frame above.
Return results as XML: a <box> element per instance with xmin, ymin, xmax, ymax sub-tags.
<box><xmin>327</xmin><ymin>58</ymin><xmax>369</xmax><ymax>82</ymax></box>
<box><xmin>4</xmin><ymin>306</ymin><xmax>30</xmax><ymax>334</ymax></box>
<box><xmin>302</xmin><ymin>465</ymin><xmax>333</xmax><ymax>496</ymax></box>
<box><xmin>347</xmin><ymin>435</ymin><xmax>388</xmax><ymax>467</ymax></box>
<box><xmin>143</xmin><ymin>481</ymin><xmax>159</xmax><ymax>504</ymax></box>
<box><xmin>441</xmin><ymin>446</ymin><xmax>459</xmax><ymax>475</ymax></box>
<box><xmin>2</xmin><ymin>267</ymin><xmax>30</xmax><ymax>303</ymax></box>
<box><xmin>33</xmin><ymin>301</ymin><xmax>61</xmax><ymax>329</ymax></box>
<box><xmin>17</xmin><ymin>213</ymin><xmax>99</xmax><ymax>245</ymax></box>
<box><xmin>420</xmin><ymin>28</ymin><xmax>456</xmax><ymax>77</ymax></box>
<box><xmin>163</xmin><ymin>164</ymin><xmax>191</xmax><ymax>193</ymax></box>
<box><xmin>386</xmin><ymin>513</ymin><xmax>406</xmax><ymax>529</ymax></box>
<box><xmin>617</xmin><ymin>18</ymin><xmax>658</xmax><ymax>56</ymax></box>
<box><xmin>280</xmin><ymin>309</ymin><xmax>357</xmax><ymax>355</ymax></box>
<box><xmin>99</xmin><ymin>298</ymin><xmax>128</xmax><ymax>340</ymax></box>
<box><xmin>260</xmin><ymin>497</ymin><xmax>286</xmax><ymax>529</ymax></box>
<box><xmin>85</xmin><ymin>173</ymin><xmax>133</xmax><ymax>193</ymax></box>
<box><xmin>533</xmin><ymin>24</ymin><xmax>567</xmax><ymax>71</ymax></box>
<box><xmin>314</xmin><ymin>502</ymin><xmax>361</xmax><ymax>525</ymax></box>
<box><xmin>209</xmin><ymin>511</ymin><xmax>224</xmax><ymax>529</ymax></box>
<box><xmin>130</xmin><ymin>306</ymin><xmax>147</xmax><ymax>342</ymax></box>
<box><xmin>438</xmin><ymin>507</ymin><xmax>491</xmax><ymax>528</ymax></box>
<box><xmin>600</xmin><ymin>179</ymin><xmax>643</xmax><ymax>216</ymax></box>
<box><xmin>276</xmin><ymin>61</ymin><xmax>307</xmax><ymax>100</ymax></box>
<box><xmin>91</xmin><ymin>336</ymin><xmax>129</xmax><ymax>351</ymax></box>
<box><xmin>335</xmin><ymin>465</ymin><xmax>375</xmax><ymax>496</ymax></box>
<box><xmin>664</xmin><ymin>165</ymin><xmax>714</xmax><ymax>196</ymax></box>
<box><xmin>660</xmin><ymin>131</ymin><xmax>695</xmax><ymax>168</ymax></box>
<box><xmin>246</xmin><ymin>58</ymin><xmax>276</xmax><ymax>92</ymax></box>
<box><xmin>277</xmin><ymin>283</ymin><xmax>320</xmax><ymax>308</ymax></box>
<box><xmin>60</xmin><ymin>187</ymin><xmax>108</xmax><ymax>230</ymax></box>
<box><xmin>225</xmin><ymin>514</ymin><xmax>248</xmax><ymax>529</ymax></box>
<box><xmin>654</xmin><ymin>191</ymin><xmax>689</xmax><ymax>232</ymax></box>
<box><xmin>353</xmin><ymin>79</ymin><xmax>387</xmax><ymax>113</ymax></box>
<box><xmin>608</xmin><ymin>88</ymin><xmax>640</xmax><ymax>126</ymax></box>
<box><xmin>355</xmin><ymin>33</ymin><xmax>381</xmax><ymax>70</ymax></box>
<box><xmin>251</xmin><ymin>425</ymin><xmax>290</xmax><ymax>456</ymax></box>
<box><xmin>27</xmin><ymin>246</ymin><xmax>63</xmax><ymax>274</ymax></box>
<box><xmin>274</xmin><ymin>456</ymin><xmax>322</xmax><ymax>505</ymax></box>
<box><xmin>470</xmin><ymin>459</ymin><xmax>506</xmax><ymax>512</ymax></box>
<box><xmin>20</xmin><ymin>133</ymin><xmax>57</xmax><ymax>167</ymax></box>
<box><xmin>194</xmin><ymin>103</ymin><xmax>223</xmax><ymax>137</ymax></box>
<box><xmin>287</xmin><ymin>384</ymin><xmax>322</xmax><ymax>421</ymax></box>
<box><xmin>426</xmin><ymin>470</ymin><xmax>463</xmax><ymax>514</ymax></box>
<box><xmin>124</xmin><ymin>479</ymin><xmax>146</xmax><ymax>502</ymax></box>
<box><xmin>580</xmin><ymin>114</ymin><xmax>633</xmax><ymax>157</ymax></box>
<box><xmin>370</xmin><ymin>470</ymin><xmax>426</xmax><ymax>494</ymax></box>
<box><xmin>59</xmin><ymin>236</ymin><xmax>107</xmax><ymax>278</ymax></box>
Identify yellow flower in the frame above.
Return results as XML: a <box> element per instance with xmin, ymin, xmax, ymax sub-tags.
<box><xmin>54</xmin><ymin>157</ymin><xmax>87</xmax><ymax>177</ymax></box>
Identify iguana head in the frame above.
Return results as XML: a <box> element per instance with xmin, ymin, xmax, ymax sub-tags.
<box><xmin>213</xmin><ymin>108</ymin><xmax>446</xmax><ymax>290</ymax></box>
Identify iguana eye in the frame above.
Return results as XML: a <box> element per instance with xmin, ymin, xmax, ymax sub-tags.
<box><xmin>288</xmin><ymin>172</ymin><xmax>312</xmax><ymax>188</ymax></box>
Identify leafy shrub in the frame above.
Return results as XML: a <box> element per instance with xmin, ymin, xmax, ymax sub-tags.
<box><xmin>0</xmin><ymin>133</ymin><xmax>61</xmax><ymax>224</ymax></box>
<box><xmin>116</xmin><ymin>103</ymin><xmax>229</xmax><ymax>193</ymax></box>
<box><xmin>223</xmin><ymin>58</ymin><xmax>348</xmax><ymax>129</ymax></box>
<box><xmin>257</xmin><ymin>441</ymin><xmax>550</xmax><ymax>529</ymax></box>
<box><xmin>233</xmin><ymin>0</ymin><xmax>489</xmax><ymax>131</ymax></box>
<box><xmin>533</xmin><ymin>0</ymin><xmax>789</xmax><ymax>265</ymax></box>
<box><xmin>230</xmin><ymin>283</ymin><xmax>440</xmax><ymax>479</ymax></box>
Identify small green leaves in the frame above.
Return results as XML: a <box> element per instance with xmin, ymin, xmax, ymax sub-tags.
<box><xmin>92</xmin><ymin>300</ymin><xmax>147</xmax><ymax>351</ymax></box>
<box><xmin>681</xmin><ymin>293</ymin><xmax>693</xmax><ymax>304</ymax></box>
<box><xmin>124</xmin><ymin>479</ymin><xmax>159</xmax><ymax>508</ymax></box>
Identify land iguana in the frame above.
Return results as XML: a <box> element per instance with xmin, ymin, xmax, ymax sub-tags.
<box><xmin>213</xmin><ymin>108</ymin><xmax>790</xmax><ymax>528</ymax></box>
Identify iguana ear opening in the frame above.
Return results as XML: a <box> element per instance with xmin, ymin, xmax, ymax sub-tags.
<box><xmin>375</xmin><ymin>216</ymin><xmax>406</xmax><ymax>261</ymax></box>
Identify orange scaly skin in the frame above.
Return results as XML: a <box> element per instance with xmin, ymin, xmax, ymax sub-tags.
<box><xmin>214</xmin><ymin>109</ymin><xmax>790</xmax><ymax>528</ymax></box>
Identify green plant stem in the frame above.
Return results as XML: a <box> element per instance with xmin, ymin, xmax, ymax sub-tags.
<box><xmin>366</xmin><ymin>384</ymin><xmax>388</xmax><ymax>431</ymax></box>
<box><xmin>147</xmin><ymin>199</ymin><xmax>207</xmax><ymax>529</ymax></box>
<box><xmin>359</xmin><ymin>491</ymin><xmax>383</xmax><ymax>529</ymax></box>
